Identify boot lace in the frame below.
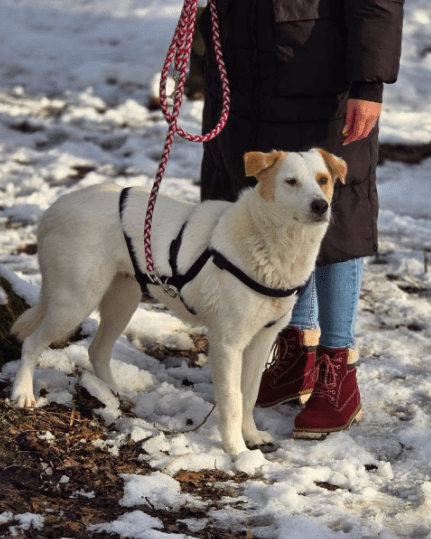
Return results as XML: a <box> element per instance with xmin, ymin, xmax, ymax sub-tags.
<box><xmin>311</xmin><ymin>353</ymin><xmax>342</xmax><ymax>401</ymax></box>
<box><xmin>264</xmin><ymin>333</ymin><xmax>297</xmax><ymax>372</ymax></box>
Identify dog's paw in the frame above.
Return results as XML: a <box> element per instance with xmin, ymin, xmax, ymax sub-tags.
<box><xmin>222</xmin><ymin>436</ymin><xmax>249</xmax><ymax>457</ymax></box>
<box><xmin>11</xmin><ymin>371</ymin><xmax>37</xmax><ymax>408</ymax></box>
<box><xmin>116</xmin><ymin>389</ymin><xmax>136</xmax><ymax>409</ymax></box>
<box><xmin>11</xmin><ymin>392</ymin><xmax>36</xmax><ymax>408</ymax></box>
<box><xmin>243</xmin><ymin>429</ymin><xmax>275</xmax><ymax>447</ymax></box>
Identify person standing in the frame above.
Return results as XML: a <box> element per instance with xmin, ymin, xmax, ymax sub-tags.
<box><xmin>198</xmin><ymin>0</ymin><xmax>404</xmax><ymax>438</ymax></box>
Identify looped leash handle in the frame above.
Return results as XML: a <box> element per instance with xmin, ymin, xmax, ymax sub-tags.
<box><xmin>159</xmin><ymin>0</ymin><xmax>230</xmax><ymax>142</ymax></box>
<box><xmin>143</xmin><ymin>0</ymin><xmax>230</xmax><ymax>280</ymax></box>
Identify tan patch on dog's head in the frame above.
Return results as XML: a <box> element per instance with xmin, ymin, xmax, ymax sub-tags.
<box><xmin>315</xmin><ymin>172</ymin><xmax>335</xmax><ymax>200</ymax></box>
<box><xmin>315</xmin><ymin>149</ymin><xmax>347</xmax><ymax>201</ymax></box>
<box><xmin>317</xmin><ymin>149</ymin><xmax>347</xmax><ymax>185</ymax></box>
<box><xmin>244</xmin><ymin>150</ymin><xmax>286</xmax><ymax>200</ymax></box>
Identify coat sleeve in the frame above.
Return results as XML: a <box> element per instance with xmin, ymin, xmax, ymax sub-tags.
<box><xmin>344</xmin><ymin>0</ymin><xmax>405</xmax><ymax>102</ymax></box>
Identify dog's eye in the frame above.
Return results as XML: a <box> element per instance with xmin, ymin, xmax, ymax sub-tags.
<box><xmin>285</xmin><ymin>178</ymin><xmax>297</xmax><ymax>186</ymax></box>
<box><xmin>318</xmin><ymin>177</ymin><xmax>328</xmax><ymax>185</ymax></box>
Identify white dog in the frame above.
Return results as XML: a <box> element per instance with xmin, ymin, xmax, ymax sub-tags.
<box><xmin>11</xmin><ymin>148</ymin><xmax>346</xmax><ymax>457</ymax></box>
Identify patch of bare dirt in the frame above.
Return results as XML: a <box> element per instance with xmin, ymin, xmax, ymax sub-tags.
<box><xmin>0</xmin><ymin>395</ymin><xmax>256</xmax><ymax>538</ymax></box>
<box><xmin>378</xmin><ymin>142</ymin><xmax>431</xmax><ymax>165</ymax></box>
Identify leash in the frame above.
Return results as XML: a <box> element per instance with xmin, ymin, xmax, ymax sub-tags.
<box><xmin>143</xmin><ymin>0</ymin><xmax>230</xmax><ymax>295</ymax></box>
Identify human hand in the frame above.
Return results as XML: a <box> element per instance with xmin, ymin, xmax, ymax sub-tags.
<box><xmin>343</xmin><ymin>99</ymin><xmax>381</xmax><ymax>145</ymax></box>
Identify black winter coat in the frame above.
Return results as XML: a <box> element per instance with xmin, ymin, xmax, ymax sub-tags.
<box><xmin>199</xmin><ymin>0</ymin><xmax>404</xmax><ymax>265</ymax></box>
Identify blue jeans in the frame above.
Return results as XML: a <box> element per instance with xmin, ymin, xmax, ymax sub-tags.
<box><xmin>290</xmin><ymin>258</ymin><xmax>364</xmax><ymax>349</ymax></box>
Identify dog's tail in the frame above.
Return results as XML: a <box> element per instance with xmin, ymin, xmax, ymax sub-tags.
<box><xmin>11</xmin><ymin>303</ymin><xmax>45</xmax><ymax>341</ymax></box>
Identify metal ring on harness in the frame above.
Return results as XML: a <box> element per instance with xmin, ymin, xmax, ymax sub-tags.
<box><xmin>146</xmin><ymin>272</ymin><xmax>179</xmax><ymax>299</ymax></box>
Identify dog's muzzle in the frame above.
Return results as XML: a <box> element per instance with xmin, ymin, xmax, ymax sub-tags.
<box><xmin>310</xmin><ymin>199</ymin><xmax>329</xmax><ymax>221</ymax></box>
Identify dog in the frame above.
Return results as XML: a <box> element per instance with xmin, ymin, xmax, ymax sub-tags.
<box><xmin>10</xmin><ymin>148</ymin><xmax>346</xmax><ymax>457</ymax></box>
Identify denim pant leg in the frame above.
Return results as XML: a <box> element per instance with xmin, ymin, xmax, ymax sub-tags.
<box><xmin>315</xmin><ymin>258</ymin><xmax>364</xmax><ymax>349</ymax></box>
<box><xmin>289</xmin><ymin>272</ymin><xmax>319</xmax><ymax>330</ymax></box>
<box><xmin>289</xmin><ymin>258</ymin><xmax>363</xmax><ymax>348</ymax></box>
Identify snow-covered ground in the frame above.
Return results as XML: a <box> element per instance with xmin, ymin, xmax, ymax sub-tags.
<box><xmin>1</xmin><ymin>0</ymin><xmax>431</xmax><ymax>537</ymax></box>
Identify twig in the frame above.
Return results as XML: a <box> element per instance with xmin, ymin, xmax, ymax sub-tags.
<box><xmin>145</xmin><ymin>497</ymin><xmax>155</xmax><ymax>510</ymax></box>
<box><xmin>69</xmin><ymin>406</ymin><xmax>79</xmax><ymax>427</ymax></box>
<box><xmin>153</xmin><ymin>404</ymin><xmax>216</xmax><ymax>435</ymax></box>
<box><xmin>405</xmin><ymin>263</ymin><xmax>427</xmax><ymax>290</ymax></box>
<box><xmin>161</xmin><ymin>452</ymin><xmax>192</xmax><ymax>473</ymax></box>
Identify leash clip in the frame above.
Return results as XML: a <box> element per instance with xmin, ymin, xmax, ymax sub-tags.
<box><xmin>147</xmin><ymin>271</ymin><xmax>179</xmax><ymax>298</ymax></box>
<box><xmin>167</xmin><ymin>69</ymin><xmax>181</xmax><ymax>100</ymax></box>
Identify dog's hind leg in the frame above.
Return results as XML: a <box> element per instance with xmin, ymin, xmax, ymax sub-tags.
<box><xmin>88</xmin><ymin>272</ymin><xmax>141</xmax><ymax>396</ymax></box>
<box><xmin>11</xmin><ymin>298</ymin><xmax>97</xmax><ymax>408</ymax></box>
<box><xmin>11</xmin><ymin>303</ymin><xmax>46</xmax><ymax>342</ymax></box>
<box><xmin>241</xmin><ymin>326</ymin><xmax>281</xmax><ymax>447</ymax></box>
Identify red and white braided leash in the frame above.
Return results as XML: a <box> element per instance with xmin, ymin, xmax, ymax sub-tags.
<box><xmin>143</xmin><ymin>0</ymin><xmax>230</xmax><ymax>290</ymax></box>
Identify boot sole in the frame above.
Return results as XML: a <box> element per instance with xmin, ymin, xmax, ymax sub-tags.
<box><xmin>256</xmin><ymin>390</ymin><xmax>313</xmax><ymax>409</ymax></box>
<box><xmin>292</xmin><ymin>405</ymin><xmax>363</xmax><ymax>439</ymax></box>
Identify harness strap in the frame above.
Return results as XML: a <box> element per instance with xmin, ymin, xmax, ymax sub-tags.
<box><xmin>120</xmin><ymin>188</ymin><xmax>303</xmax><ymax>306</ymax></box>
<box><xmin>119</xmin><ymin>188</ymin><xmax>211</xmax><ymax>302</ymax></box>
<box><xmin>211</xmin><ymin>250</ymin><xmax>301</xmax><ymax>298</ymax></box>
<box><xmin>120</xmin><ymin>187</ymin><xmax>144</xmax><ymax>283</ymax></box>
<box><xmin>168</xmin><ymin>222</ymin><xmax>186</xmax><ymax>276</ymax></box>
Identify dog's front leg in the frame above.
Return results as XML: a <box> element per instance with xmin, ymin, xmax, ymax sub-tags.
<box><xmin>241</xmin><ymin>325</ymin><xmax>284</xmax><ymax>447</ymax></box>
<box><xmin>209</xmin><ymin>338</ymin><xmax>249</xmax><ymax>457</ymax></box>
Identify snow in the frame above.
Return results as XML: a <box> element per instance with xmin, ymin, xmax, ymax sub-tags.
<box><xmin>88</xmin><ymin>510</ymin><xmax>167</xmax><ymax>539</ymax></box>
<box><xmin>235</xmin><ymin>449</ymin><xmax>266</xmax><ymax>476</ymax></box>
<box><xmin>120</xmin><ymin>472</ymin><xmax>195</xmax><ymax>511</ymax></box>
<box><xmin>0</xmin><ymin>512</ymin><xmax>45</xmax><ymax>536</ymax></box>
<box><xmin>0</xmin><ymin>0</ymin><xmax>431</xmax><ymax>537</ymax></box>
<box><xmin>381</xmin><ymin>0</ymin><xmax>431</xmax><ymax>144</ymax></box>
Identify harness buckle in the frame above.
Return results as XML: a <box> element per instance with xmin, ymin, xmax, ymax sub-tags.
<box><xmin>147</xmin><ymin>271</ymin><xmax>179</xmax><ymax>298</ymax></box>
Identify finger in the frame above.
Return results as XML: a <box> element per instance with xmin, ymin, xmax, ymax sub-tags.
<box><xmin>343</xmin><ymin>111</ymin><xmax>366</xmax><ymax>145</ymax></box>
<box><xmin>343</xmin><ymin>101</ymin><xmax>356</xmax><ymax>137</ymax></box>
<box><xmin>361</xmin><ymin>116</ymin><xmax>378</xmax><ymax>139</ymax></box>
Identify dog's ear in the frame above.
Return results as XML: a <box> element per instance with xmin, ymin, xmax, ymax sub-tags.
<box><xmin>244</xmin><ymin>150</ymin><xmax>286</xmax><ymax>179</ymax></box>
<box><xmin>317</xmin><ymin>149</ymin><xmax>347</xmax><ymax>184</ymax></box>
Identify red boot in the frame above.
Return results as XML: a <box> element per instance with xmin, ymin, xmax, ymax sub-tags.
<box><xmin>293</xmin><ymin>346</ymin><xmax>362</xmax><ymax>439</ymax></box>
<box><xmin>256</xmin><ymin>327</ymin><xmax>320</xmax><ymax>408</ymax></box>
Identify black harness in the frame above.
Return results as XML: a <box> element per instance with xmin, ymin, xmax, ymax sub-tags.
<box><xmin>119</xmin><ymin>188</ymin><xmax>304</xmax><ymax>313</ymax></box>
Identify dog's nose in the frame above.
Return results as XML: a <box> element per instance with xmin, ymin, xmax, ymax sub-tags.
<box><xmin>310</xmin><ymin>199</ymin><xmax>329</xmax><ymax>216</ymax></box>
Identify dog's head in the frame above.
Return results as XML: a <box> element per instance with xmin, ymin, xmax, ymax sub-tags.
<box><xmin>244</xmin><ymin>148</ymin><xmax>347</xmax><ymax>226</ymax></box>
